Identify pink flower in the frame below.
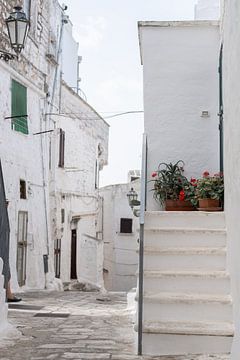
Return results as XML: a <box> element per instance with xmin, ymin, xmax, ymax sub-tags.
<box><xmin>203</xmin><ymin>171</ymin><xmax>210</xmax><ymax>178</ymax></box>
<box><xmin>152</xmin><ymin>172</ymin><xmax>157</xmax><ymax>178</ymax></box>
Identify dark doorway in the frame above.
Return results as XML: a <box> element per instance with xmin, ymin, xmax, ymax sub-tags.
<box><xmin>70</xmin><ymin>229</ymin><xmax>77</xmax><ymax>279</ymax></box>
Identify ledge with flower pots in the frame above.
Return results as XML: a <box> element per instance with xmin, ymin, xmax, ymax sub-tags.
<box><xmin>151</xmin><ymin>161</ymin><xmax>224</xmax><ymax>212</ymax></box>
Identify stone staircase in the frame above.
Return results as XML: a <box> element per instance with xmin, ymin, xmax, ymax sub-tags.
<box><xmin>136</xmin><ymin>211</ymin><xmax>234</xmax><ymax>356</ymax></box>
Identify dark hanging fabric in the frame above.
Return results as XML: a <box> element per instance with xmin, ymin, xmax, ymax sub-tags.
<box><xmin>0</xmin><ymin>159</ymin><xmax>10</xmax><ymax>288</ymax></box>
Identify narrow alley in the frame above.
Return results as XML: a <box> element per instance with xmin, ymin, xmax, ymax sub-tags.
<box><xmin>0</xmin><ymin>290</ymin><xmax>230</xmax><ymax>360</ymax></box>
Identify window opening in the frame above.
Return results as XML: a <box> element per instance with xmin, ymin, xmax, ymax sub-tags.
<box><xmin>120</xmin><ymin>218</ymin><xmax>133</xmax><ymax>234</ymax></box>
<box><xmin>58</xmin><ymin>128</ymin><xmax>65</xmax><ymax>168</ymax></box>
<box><xmin>20</xmin><ymin>180</ymin><xmax>27</xmax><ymax>199</ymax></box>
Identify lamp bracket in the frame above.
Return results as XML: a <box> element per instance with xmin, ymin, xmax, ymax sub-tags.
<box><xmin>0</xmin><ymin>49</ymin><xmax>18</xmax><ymax>62</ymax></box>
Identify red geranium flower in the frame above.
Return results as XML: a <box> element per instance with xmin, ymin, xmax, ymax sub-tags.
<box><xmin>179</xmin><ymin>190</ymin><xmax>185</xmax><ymax>201</ymax></box>
<box><xmin>190</xmin><ymin>177</ymin><xmax>197</xmax><ymax>186</ymax></box>
<box><xmin>203</xmin><ymin>171</ymin><xmax>210</xmax><ymax>178</ymax></box>
<box><xmin>152</xmin><ymin>172</ymin><xmax>157</xmax><ymax>178</ymax></box>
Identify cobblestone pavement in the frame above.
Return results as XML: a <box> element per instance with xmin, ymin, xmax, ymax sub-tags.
<box><xmin>0</xmin><ymin>290</ymin><xmax>230</xmax><ymax>360</ymax></box>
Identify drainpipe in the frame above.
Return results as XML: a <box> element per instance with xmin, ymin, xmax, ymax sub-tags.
<box><xmin>218</xmin><ymin>43</ymin><xmax>224</xmax><ymax>174</ymax></box>
<box><xmin>42</xmin><ymin>9</ymin><xmax>67</xmax><ymax>269</ymax></box>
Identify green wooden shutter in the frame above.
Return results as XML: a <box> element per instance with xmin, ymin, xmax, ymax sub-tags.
<box><xmin>11</xmin><ymin>80</ymin><xmax>28</xmax><ymax>135</ymax></box>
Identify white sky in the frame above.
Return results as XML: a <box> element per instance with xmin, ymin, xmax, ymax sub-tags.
<box><xmin>63</xmin><ymin>0</ymin><xmax>198</xmax><ymax>186</ymax></box>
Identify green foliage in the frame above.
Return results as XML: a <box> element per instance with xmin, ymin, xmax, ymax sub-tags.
<box><xmin>196</xmin><ymin>175</ymin><xmax>224</xmax><ymax>201</ymax></box>
<box><xmin>151</xmin><ymin>160</ymin><xmax>189</xmax><ymax>205</ymax></box>
<box><xmin>182</xmin><ymin>181</ymin><xmax>198</xmax><ymax>207</ymax></box>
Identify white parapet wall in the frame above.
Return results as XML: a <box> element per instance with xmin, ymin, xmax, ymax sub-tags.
<box><xmin>195</xmin><ymin>0</ymin><xmax>220</xmax><ymax>20</ymax></box>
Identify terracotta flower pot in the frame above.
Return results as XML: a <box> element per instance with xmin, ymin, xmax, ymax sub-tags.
<box><xmin>198</xmin><ymin>198</ymin><xmax>222</xmax><ymax>211</ymax></box>
<box><xmin>165</xmin><ymin>199</ymin><xmax>195</xmax><ymax>211</ymax></box>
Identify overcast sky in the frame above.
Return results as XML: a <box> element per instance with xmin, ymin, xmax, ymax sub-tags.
<box><xmin>63</xmin><ymin>0</ymin><xmax>198</xmax><ymax>186</ymax></box>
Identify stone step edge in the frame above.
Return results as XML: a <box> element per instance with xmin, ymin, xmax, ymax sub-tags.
<box><xmin>143</xmin><ymin>247</ymin><xmax>226</xmax><ymax>255</ymax></box>
<box><xmin>134</xmin><ymin>320</ymin><xmax>234</xmax><ymax>336</ymax></box>
<box><xmin>145</xmin><ymin>211</ymin><xmax>225</xmax><ymax>217</ymax></box>
<box><xmin>144</xmin><ymin>227</ymin><xmax>226</xmax><ymax>234</ymax></box>
<box><xmin>142</xmin><ymin>270</ymin><xmax>230</xmax><ymax>278</ymax></box>
<box><xmin>138</xmin><ymin>292</ymin><xmax>232</xmax><ymax>304</ymax></box>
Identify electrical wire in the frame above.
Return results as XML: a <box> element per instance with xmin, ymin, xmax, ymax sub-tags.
<box><xmin>44</xmin><ymin>110</ymin><xmax>144</xmax><ymax>121</ymax></box>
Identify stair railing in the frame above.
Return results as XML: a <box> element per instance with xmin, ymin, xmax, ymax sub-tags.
<box><xmin>138</xmin><ymin>133</ymin><xmax>148</xmax><ymax>355</ymax></box>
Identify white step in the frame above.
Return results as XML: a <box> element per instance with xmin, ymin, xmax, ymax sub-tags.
<box><xmin>140</xmin><ymin>321</ymin><xmax>234</xmax><ymax>356</ymax></box>
<box><xmin>142</xmin><ymin>293</ymin><xmax>232</xmax><ymax>323</ymax></box>
<box><xmin>143</xmin><ymin>270</ymin><xmax>230</xmax><ymax>294</ymax></box>
<box><xmin>143</xmin><ymin>247</ymin><xmax>226</xmax><ymax>271</ymax></box>
<box><xmin>145</xmin><ymin>211</ymin><xmax>225</xmax><ymax>230</ymax></box>
<box><xmin>144</xmin><ymin>228</ymin><xmax>226</xmax><ymax>248</ymax></box>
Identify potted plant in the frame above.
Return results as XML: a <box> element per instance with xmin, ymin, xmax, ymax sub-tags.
<box><xmin>195</xmin><ymin>171</ymin><xmax>224</xmax><ymax>210</ymax></box>
<box><xmin>151</xmin><ymin>160</ymin><xmax>195</xmax><ymax>211</ymax></box>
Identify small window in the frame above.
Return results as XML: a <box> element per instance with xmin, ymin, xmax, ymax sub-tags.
<box><xmin>61</xmin><ymin>209</ymin><xmax>65</xmax><ymax>224</ymax></box>
<box><xmin>131</xmin><ymin>176</ymin><xmax>140</xmax><ymax>182</ymax></box>
<box><xmin>11</xmin><ymin>80</ymin><xmax>28</xmax><ymax>135</ymax></box>
<box><xmin>120</xmin><ymin>218</ymin><xmax>133</xmax><ymax>234</ymax></box>
<box><xmin>20</xmin><ymin>180</ymin><xmax>27</xmax><ymax>199</ymax></box>
<box><xmin>58</xmin><ymin>128</ymin><xmax>65</xmax><ymax>168</ymax></box>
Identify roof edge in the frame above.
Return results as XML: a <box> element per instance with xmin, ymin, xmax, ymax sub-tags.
<box><xmin>138</xmin><ymin>20</ymin><xmax>220</xmax><ymax>65</ymax></box>
<box><xmin>138</xmin><ymin>20</ymin><xmax>220</xmax><ymax>28</ymax></box>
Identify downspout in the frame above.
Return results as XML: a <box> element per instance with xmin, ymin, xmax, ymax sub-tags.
<box><xmin>40</xmin><ymin>9</ymin><xmax>67</xmax><ymax>281</ymax></box>
<box><xmin>218</xmin><ymin>43</ymin><xmax>224</xmax><ymax>174</ymax></box>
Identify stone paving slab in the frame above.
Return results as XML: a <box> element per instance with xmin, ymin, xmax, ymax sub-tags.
<box><xmin>0</xmin><ymin>290</ymin><xmax>230</xmax><ymax>360</ymax></box>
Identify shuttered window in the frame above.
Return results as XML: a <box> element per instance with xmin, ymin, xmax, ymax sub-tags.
<box><xmin>58</xmin><ymin>128</ymin><xmax>65</xmax><ymax>168</ymax></box>
<box><xmin>11</xmin><ymin>80</ymin><xmax>28</xmax><ymax>135</ymax></box>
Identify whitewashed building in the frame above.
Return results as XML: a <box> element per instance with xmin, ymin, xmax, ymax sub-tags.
<box><xmin>138</xmin><ymin>18</ymin><xmax>220</xmax><ymax>210</ymax></box>
<box><xmin>0</xmin><ymin>0</ymin><xmax>109</xmax><ymax>305</ymax></box>
<box><xmin>100</xmin><ymin>175</ymin><xmax>140</xmax><ymax>291</ymax></box>
<box><xmin>221</xmin><ymin>1</ymin><xmax>240</xmax><ymax>358</ymax></box>
<box><xmin>135</xmin><ymin>0</ymin><xmax>234</xmax><ymax>356</ymax></box>
<box><xmin>50</xmin><ymin>82</ymin><xmax>109</xmax><ymax>287</ymax></box>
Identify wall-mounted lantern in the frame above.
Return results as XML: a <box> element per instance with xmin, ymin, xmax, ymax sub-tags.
<box><xmin>127</xmin><ymin>187</ymin><xmax>141</xmax><ymax>217</ymax></box>
<box><xmin>0</xmin><ymin>6</ymin><xmax>30</xmax><ymax>61</ymax></box>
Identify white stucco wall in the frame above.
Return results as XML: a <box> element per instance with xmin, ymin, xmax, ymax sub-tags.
<box><xmin>62</xmin><ymin>21</ymin><xmax>79</xmax><ymax>91</ymax></box>
<box><xmin>195</xmin><ymin>0</ymin><xmax>220</xmax><ymax>20</ymax></box>
<box><xmin>49</xmin><ymin>82</ymin><xmax>109</xmax><ymax>287</ymax></box>
<box><xmin>0</xmin><ymin>63</ymin><xmax>49</xmax><ymax>291</ymax></box>
<box><xmin>0</xmin><ymin>0</ymin><xmax>69</xmax><ymax>292</ymax></box>
<box><xmin>100</xmin><ymin>181</ymin><xmax>140</xmax><ymax>291</ymax></box>
<box><xmin>222</xmin><ymin>1</ymin><xmax>240</xmax><ymax>358</ymax></box>
<box><xmin>139</xmin><ymin>21</ymin><xmax>220</xmax><ymax>210</ymax></box>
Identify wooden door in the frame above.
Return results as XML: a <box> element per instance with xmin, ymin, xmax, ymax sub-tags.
<box><xmin>70</xmin><ymin>230</ymin><xmax>77</xmax><ymax>279</ymax></box>
<box><xmin>16</xmin><ymin>211</ymin><xmax>28</xmax><ymax>286</ymax></box>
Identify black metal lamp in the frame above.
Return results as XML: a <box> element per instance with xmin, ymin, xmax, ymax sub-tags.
<box><xmin>0</xmin><ymin>6</ymin><xmax>30</xmax><ymax>61</ymax></box>
<box><xmin>127</xmin><ymin>187</ymin><xmax>140</xmax><ymax>210</ymax></box>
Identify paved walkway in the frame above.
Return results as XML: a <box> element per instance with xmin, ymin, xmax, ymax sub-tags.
<box><xmin>0</xmin><ymin>290</ymin><xmax>230</xmax><ymax>360</ymax></box>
